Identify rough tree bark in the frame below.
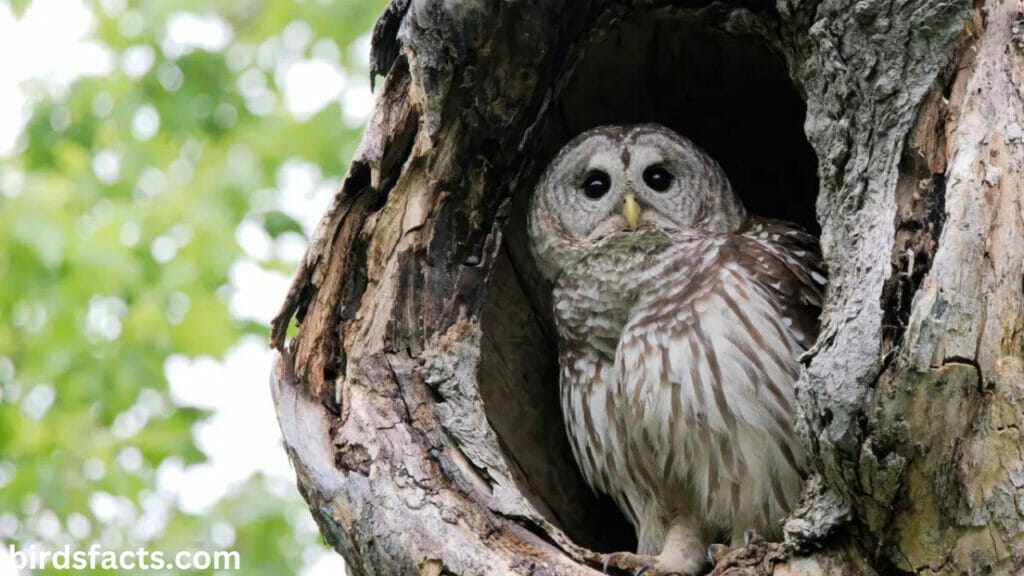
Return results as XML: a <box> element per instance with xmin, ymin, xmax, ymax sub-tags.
<box><xmin>269</xmin><ymin>0</ymin><xmax>1024</xmax><ymax>574</ymax></box>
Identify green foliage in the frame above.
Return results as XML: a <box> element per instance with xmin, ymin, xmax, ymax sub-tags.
<box><xmin>0</xmin><ymin>0</ymin><xmax>384</xmax><ymax>573</ymax></box>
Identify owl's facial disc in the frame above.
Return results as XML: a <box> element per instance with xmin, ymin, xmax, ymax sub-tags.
<box><xmin>557</xmin><ymin>145</ymin><xmax>677</xmax><ymax>243</ymax></box>
<box><xmin>529</xmin><ymin>125</ymin><xmax>748</xmax><ymax>281</ymax></box>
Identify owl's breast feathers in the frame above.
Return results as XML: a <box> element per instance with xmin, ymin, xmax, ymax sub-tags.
<box><xmin>552</xmin><ymin>218</ymin><xmax>824</xmax><ymax>550</ymax></box>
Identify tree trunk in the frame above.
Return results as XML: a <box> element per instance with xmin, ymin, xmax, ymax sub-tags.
<box><xmin>269</xmin><ymin>0</ymin><xmax>1024</xmax><ymax>574</ymax></box>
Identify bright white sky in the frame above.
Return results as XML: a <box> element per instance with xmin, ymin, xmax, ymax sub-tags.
<box><xmin>0</xmin><ymin>1</ymin><xmax>376</xmax><ymax>574</ymax></box>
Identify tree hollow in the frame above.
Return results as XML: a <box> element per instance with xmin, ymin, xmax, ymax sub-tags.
<box><xmin>479</xmin><ymin>6</ymin><xmax>819</xmax><ymax>552</ymax></box>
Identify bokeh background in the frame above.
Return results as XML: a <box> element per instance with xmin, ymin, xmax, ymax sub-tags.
<box><xmin>0</xmin><ymin>0</ymin><xmax>386</xmax><ymax>573</ymax></box>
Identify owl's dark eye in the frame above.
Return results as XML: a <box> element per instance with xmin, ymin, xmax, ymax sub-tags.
<box><xmin>643</xmin><ymin>165</ymin><xmax>673</xmax><ymax>192</ymax></box>
<box><xmin>581</xmin><ymin>171</ymin><xmax>611</xmax><ymax>199</ymax></box>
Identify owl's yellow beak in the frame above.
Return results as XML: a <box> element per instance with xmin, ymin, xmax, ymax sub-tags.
<box><xmin>622</xmin><ymin>193</ymin><xmax>641</xmax><ymax>231</ymax></box>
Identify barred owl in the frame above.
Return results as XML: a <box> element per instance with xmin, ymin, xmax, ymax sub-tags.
<box><xmin>528</xmin><ymin>124</ymin><xmax>824</xmax><ymax>575</ymax></box>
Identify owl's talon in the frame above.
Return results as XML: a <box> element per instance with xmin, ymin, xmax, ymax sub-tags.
<box><xmin>743</xmin><ymin>528</ymin><xmax>754</xmax><ymax>546</ymax></box>
<box><xmin>602</xmin><ymin>552</ymin><xmax>618</xmax><ymax>574</ymax></box>
<box><xmin>603</xmin><ymin>552</ymin><xmax>640</xmax><ymax>574</ymax></box>
<box><xmin>634</xmin><ymin>565</ymin><xmax>651</xmax><ymax>576</ymax></box>
<box><xmin>706</xmin><ymin>543</ymin><xmax>729</xmax><ymax>565</ymax></box>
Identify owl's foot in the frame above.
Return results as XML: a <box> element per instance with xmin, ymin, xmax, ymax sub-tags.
<box><xmin>602</xmin><ymin>551</ymin><xmax>700</xmax><ymax>576</ymax></box>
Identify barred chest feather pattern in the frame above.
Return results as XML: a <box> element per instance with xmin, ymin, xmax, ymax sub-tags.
<box><xmin>552</xmin><ymin>218</ymin><xmax>824</xmax><ymax>555</ymax></box>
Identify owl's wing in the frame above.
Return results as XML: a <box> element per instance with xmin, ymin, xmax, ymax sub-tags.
<box><xmin>614</xmin><ymin>220</ymin><xmax>823</xmax><ymax>514</ymax></box>
<box><xmin>732</xmin><ymin>218</ymin><xmax>825</xmax><ymax>349</ymax></box>
<box><xmin>558</xmin><ymin>345</ymin><xmax>647</xmax><ymax>526</ymax></box>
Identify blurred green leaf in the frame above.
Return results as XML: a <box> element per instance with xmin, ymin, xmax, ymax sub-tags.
<box><xmin>262</xmin><ymin>210</ymin><xmax>305</xmax><ymax>238</ymax></box>
<box><xmin>9</xmin><ymin>0</ymin><xmax>30</xmax><ymax>17</ymax></box>
<box><xmin>0</xmin><ymin>0</ymin><xmax>386</xmax><ymax>574</ymax></box>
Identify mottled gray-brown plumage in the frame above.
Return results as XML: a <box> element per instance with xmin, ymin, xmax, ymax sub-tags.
<box><xmin>528</xmin><ymin>124</ymin><xmax>824</xmax><ymax>574</ymax></box>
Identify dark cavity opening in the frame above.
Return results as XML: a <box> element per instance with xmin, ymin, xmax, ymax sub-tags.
<box><xmin>479</xmin><ymin>6</ymin><xmax>819</xmax><ymax>553</ymax></box>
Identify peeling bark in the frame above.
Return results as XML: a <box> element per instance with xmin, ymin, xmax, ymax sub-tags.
<box><xmin>269</xmin><ymin>0</ymin><xmax>1024</xmax><ymax>574</ymax></box>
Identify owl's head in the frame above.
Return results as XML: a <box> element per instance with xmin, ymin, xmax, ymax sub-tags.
<box><xmin>528</xmin><ymin>124</ymin><xmax>746</xmax><ymax>280</ymax></box>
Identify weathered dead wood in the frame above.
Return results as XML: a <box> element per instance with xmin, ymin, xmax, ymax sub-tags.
<box><xmin>269</xmin><ymin>0</ymin><xmax>1024</xmax><ymax>574</ymax></box>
